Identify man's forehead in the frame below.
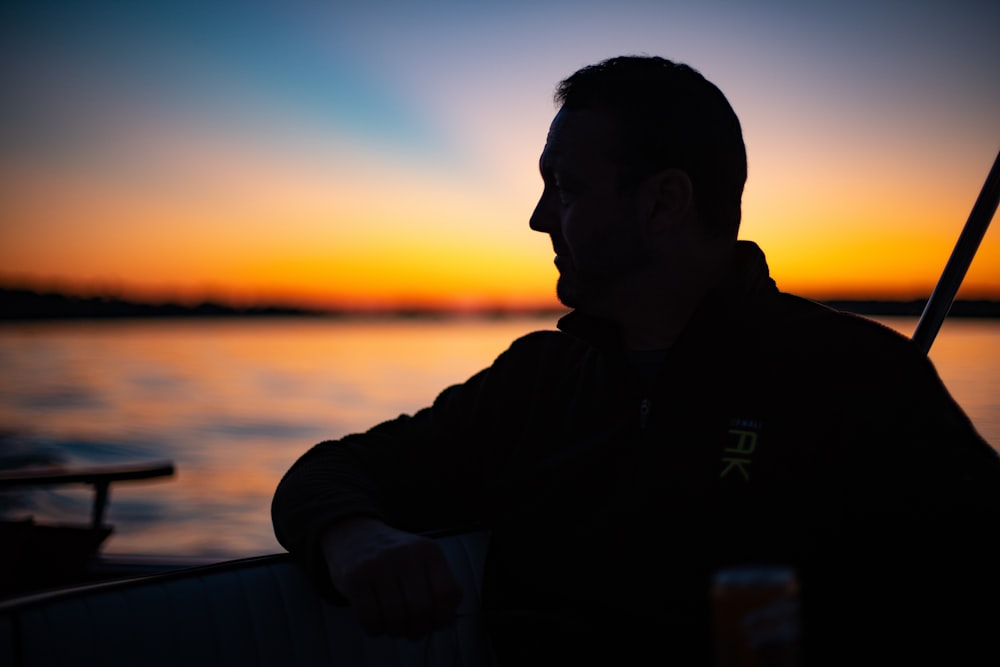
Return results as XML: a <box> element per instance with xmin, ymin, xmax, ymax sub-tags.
<box><xmin>542</xmin><ymin>108</ymin><xmax>619</xmax><ymax>163</ymax></box>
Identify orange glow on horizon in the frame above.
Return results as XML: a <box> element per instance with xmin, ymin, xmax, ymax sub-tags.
<box><xmin>2</xmin><ymin>1</ymin><xmax>998</xmax><ymax>312</ymax></box>
<box><xmin>3</xmin><ymin>78</ymin><xmax>998</xmax><ymax>308</ymax></box>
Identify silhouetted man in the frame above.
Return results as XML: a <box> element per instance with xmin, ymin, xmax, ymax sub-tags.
<box><xmin>272</xmin><ymin>56</ymin><xmax>1000</xmax><ymax>666</ymax></box>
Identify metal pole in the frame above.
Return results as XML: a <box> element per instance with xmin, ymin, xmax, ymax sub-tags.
<box><xmin>912</xmin><ymin>148</ymin><xmax>1000</xmax><ymax>355</ymax></box>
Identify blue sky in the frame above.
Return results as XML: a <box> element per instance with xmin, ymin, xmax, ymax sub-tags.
<box><xmin>2</xmin><ymin>0</ymin><xmax>998</xmax><ymax>306</ymax></box>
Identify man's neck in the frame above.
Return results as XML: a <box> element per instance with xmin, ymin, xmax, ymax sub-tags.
<box><xmin>616</xmin><ymin>247</ymin><xmax>733</xmax><ymax>351</ymax></box>
<box><xmin>616</xmin><ymin>293</ymin><xmax>704</xmax><ymax>351</ymax></box>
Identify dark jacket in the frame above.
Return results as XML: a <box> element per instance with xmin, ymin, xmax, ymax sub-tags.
<box><xmin>272</xmin><ymin>242</ymin><xmax>1000</xmax><ymax>665</ymax></box>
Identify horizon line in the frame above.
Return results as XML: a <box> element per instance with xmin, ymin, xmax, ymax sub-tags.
<box><xmin>3</xmin><ymin>286</ymin><xmax>1000</xmax><ymax>320</ymax></box>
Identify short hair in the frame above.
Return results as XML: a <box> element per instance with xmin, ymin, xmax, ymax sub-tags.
<box><xmin>555</xmin><ymin>56</ymin><xmax>747</xmax><ymax>239</ymax></box>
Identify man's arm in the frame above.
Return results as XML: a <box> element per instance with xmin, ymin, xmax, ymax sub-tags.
<box><xmin>271</xmin><ymin>331</ymin><xmax>564</xmax><ymax>637</ymax></box>
<box><xmin>320</xmin><ymin>516</ymin><xmax>464</xmax><ymax>638</ymax></box>
<box><xmin>270</xmin><ymin>394</ymin><xmax>484</xmax><ymax>637</ymax></box>
<box><xmin>270</xmin><ymin>391</ymin><xmax>486</xmax><ymax>597</ymax></box>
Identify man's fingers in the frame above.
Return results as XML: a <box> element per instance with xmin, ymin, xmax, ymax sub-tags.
<box><xmin>373</xmin><ymin>576</ymin><xmax>411</xmax><ymax>637</ymax></box>
<box><xmin>388</xmin><ymin>546</ymin><xmax>463</xmax><ymax>638</ymax></box>
<box><xmin>393</xmin><ymin>557</ymin><xmax>463</xmax><ymax>638</ymax></box>
<box><xmin>396</xmin><ymin>575</ymin><xmax>436</xmax><ymax>638</ymax></box>
<box><xmin>342</xmin><ymin>578</ymin><xmax>388</xmax><ymax>636</ymax></box>
<box><xmin>422</xmin><ymin>550</ymin><xmax>464</xmax><ymax>628</ymax></box>
<box><xmin>335</xmin><ymin>534</ymin><xmax>464</xmax><ymax>638</ymax></box>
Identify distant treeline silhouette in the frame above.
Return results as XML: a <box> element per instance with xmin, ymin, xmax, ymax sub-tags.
<box><xmin>1</xmin><ymin>287</ymin><xmax>999</xmax><ymax>320</ymax></box>
<box><xmin>0</xmin><ymin>288</ymin><xmax>314</xmax><ymax>320</ymax></box>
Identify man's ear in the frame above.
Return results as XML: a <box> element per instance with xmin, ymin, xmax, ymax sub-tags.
<box><xmin>642</xmin><ymin>168</ymin><xmax>694</xmax><ymax>234</ymax></box>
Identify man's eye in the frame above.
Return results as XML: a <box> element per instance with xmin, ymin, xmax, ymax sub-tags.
<box><xmin>553</xmin><ymin>179</ymin><xmax>576</xmax><ymax>204</ymax></box>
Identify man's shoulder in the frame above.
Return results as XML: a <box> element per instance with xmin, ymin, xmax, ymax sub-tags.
<box><xmin>501</xmin><ymin>328</ymin><xmax>590</xmax><ymax>362</ymax></box>
<box><xmin>769</xmin><ymin>292</ymin><xmax>910</xmax><ymax>340</ymax></box>
<box><xmin>757</xmin><ymin>292</ymin><xmax>926</xmax><ymax>368</ymax></box>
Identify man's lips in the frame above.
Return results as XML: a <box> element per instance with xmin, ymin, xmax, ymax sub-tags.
<box><xmin>552</xmin><ymin>242</ymin><xmax>570</xmax><ymax>271</ymax></box>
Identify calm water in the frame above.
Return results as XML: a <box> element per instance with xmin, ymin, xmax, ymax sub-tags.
<box><xmin>1</xmin><ymin>315</ymin><xmax>998</xmax><ymax>561</ymax></box>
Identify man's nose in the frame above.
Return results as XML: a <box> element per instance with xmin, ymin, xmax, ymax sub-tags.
<box><xmin>529</xmin><ymin>189</ymin><xmax>555</xmax><ymax>233</ymax></box>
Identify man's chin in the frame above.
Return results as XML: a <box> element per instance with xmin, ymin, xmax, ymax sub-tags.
<box><xmin>555</xmin><ymin>278</ymin><xmax>579</xmax><ymax>310</ymax></box>
<box><xmin>556</xmin><ymin>276</ymin><xmax>599</xmax><ymax>312</ymax></box>
<box><xmin>557</xmin><ymin>276</ymin><xmax>621</xmax><ymax>317</ymax></box>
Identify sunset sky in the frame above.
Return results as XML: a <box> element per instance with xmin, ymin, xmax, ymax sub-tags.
<box><xmin>2</xmin><ymin>0</ymin><xmax>998</xmax><ymax>311</ymax></box>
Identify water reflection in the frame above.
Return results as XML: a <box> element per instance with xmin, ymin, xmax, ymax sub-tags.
<box><xmin>1</xmin><ymin>315</ymin><xmax>997</xmax><ymax>560</ymax></box>
<box><xmin>0</xmin><ymin>317</ymin><xmax>556</xmax><ymax>558</ymax></box>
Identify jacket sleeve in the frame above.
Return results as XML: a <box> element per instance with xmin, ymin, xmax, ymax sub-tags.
<box><xmin>269</xmin><ymin>331</ymin><xmax>557</xmax><ymax>593</ymax></box>
<box><xmin>269</xmin><ymin>376</ymin><xmax>485</xmax><ymax>592</ymax></box>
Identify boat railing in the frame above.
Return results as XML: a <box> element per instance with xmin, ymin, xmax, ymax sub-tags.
<box><xmin>0</xmin><ymin>529</ymin><xmax>494</xmax><ymax>667</ymax></box>
<box><xmin>0</xmin><ymin>460</ymin><xmax>176</xmax><ymax>598</ymax></box>
<box><xmin>0</xmin><ymin>460</ymin><xmax>175</xmax><ymax>530</ymax></box>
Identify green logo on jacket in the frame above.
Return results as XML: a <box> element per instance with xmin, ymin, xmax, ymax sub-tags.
<box><xmin>720</xmin><ymin>419</ymin><xmax>762</xmax><ymax>481</ymax></box>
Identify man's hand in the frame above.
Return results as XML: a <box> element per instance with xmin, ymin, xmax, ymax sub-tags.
<box><xmin>322</xmin><ymin>517</ymin><xmax>464</xmax><ymax>639</ymax></box>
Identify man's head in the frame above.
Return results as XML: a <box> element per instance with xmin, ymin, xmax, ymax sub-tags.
<box><xmin>530</xmin><ymin>56</ymin><xmax>746</xmax><ymax>319</ymax></box>
<box><xmin>555</xmin><ymin>55</ymin><xmax>746</xmax><ymax>240</ymax></box>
